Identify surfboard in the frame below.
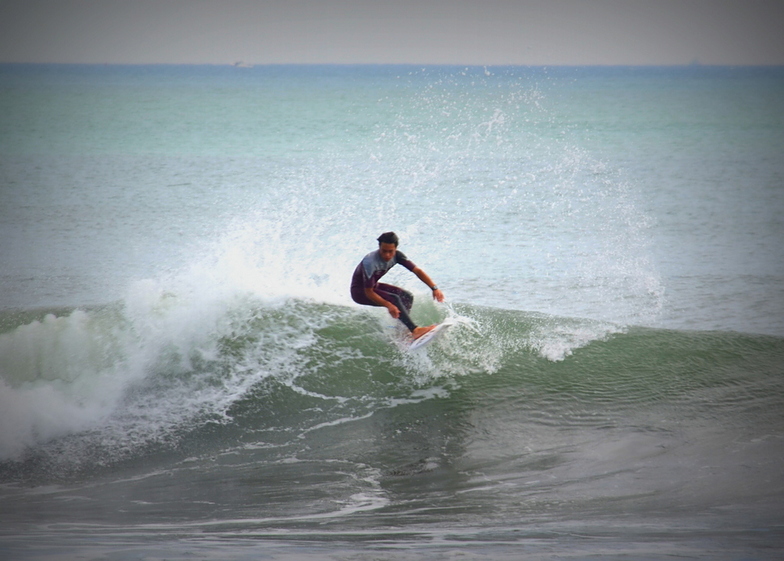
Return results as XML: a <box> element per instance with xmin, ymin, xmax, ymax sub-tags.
<box><xmin>408</xmin><ymin>321</ymin><xmax>453</xmax><ymax>351</ymax></box>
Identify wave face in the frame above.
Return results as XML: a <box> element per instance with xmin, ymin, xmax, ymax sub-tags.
<box><xmin>0</xmin><ymin>291</ymin><xmax>620</xmax><ymax>465</ymax></box>
<box><xmin>2</xmin><ymin>290</ymin><xmax>782</xmax><ymax>488</ymax></box>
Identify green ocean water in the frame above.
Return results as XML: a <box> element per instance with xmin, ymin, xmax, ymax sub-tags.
<box><xmin>1</xmin><ymin>64</ymin><xmax>783</xmax><ymax>559</ymax></box>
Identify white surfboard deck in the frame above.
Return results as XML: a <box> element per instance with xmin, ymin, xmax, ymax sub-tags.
<box><xmin>407</xmin><ymin>320</ymin><xmax>455</xmax><ymax>351</ymax></box>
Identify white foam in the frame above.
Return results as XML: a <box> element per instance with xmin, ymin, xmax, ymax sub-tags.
<box><xmin>0</xmin><ymin>309</ymin><xmax>131</xmax><ymax>460</ymax></box>
<box><xmin>526</xmin><ymin>320</ymin><xmax>624</xmax><ymax>362</ymax></box>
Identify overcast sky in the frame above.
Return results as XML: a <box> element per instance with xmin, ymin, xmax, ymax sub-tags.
<box><xmin>1</xmin><ymin>0</ymin><xmax>783</xmax><ymax>66</ymax></box>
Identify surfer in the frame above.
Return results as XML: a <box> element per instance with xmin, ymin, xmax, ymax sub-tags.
<box><xmin>351</xmin><ymin>232</ymin><xmax>445</xmax><ymax>340</ymax></box>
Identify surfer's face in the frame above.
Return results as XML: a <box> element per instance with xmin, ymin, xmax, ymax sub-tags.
<box><xmin>379</xmin><ymin>242</ymin><xmax>397</xmax><ymax>262</ymax></box>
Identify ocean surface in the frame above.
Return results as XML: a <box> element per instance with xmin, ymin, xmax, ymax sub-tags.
<box><xmin>1</xmin><ymin>64</ymin><xmax>783</xmax><ymax>560</ymax></box>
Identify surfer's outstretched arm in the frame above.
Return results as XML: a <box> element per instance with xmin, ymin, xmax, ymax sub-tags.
<box><xmin>412</xmin><ymin>267</ymin><xmax>445</xmax><ymax>302</ymax></box>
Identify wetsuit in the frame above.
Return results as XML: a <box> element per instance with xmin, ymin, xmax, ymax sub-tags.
<box><xmin>350</xmin><ymin>250</ymin><xmax>418</xmax><ymax>332</ymax></box>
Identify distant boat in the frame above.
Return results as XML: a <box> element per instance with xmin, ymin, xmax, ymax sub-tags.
<box><xmin>232</xmin><ymin>61</ymin><xmax>253</xmax><ymax>68</ymax></box>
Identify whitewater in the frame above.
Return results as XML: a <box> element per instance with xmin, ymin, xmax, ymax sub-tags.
<box><xmin>1</xmin><ymin>64</ymin><xmax>783</xmax><ymax>560</ymax></box>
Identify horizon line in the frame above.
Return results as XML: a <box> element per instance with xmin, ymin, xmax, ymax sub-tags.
<box><xmin>3</xmin><ymin>61</ymin><xmax>784</xmax><ymax>68</ymax></box>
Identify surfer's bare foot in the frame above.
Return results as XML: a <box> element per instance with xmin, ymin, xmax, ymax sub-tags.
<box><xmin>412</xmin><ymin>325</ymin><xmax>436</xmax><ymax>340</ymax></box>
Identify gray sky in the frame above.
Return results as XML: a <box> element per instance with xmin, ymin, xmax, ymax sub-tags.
<box><xmin>1</xmin><ymin>0</ymin><xmax>783</xmax><ymax>65</ymax></box>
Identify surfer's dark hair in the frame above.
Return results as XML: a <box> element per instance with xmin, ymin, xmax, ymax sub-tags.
<box><xmin>377</xmin><ymin>232</ymin><xmax>399</xmax><ymax>246</ymax></box>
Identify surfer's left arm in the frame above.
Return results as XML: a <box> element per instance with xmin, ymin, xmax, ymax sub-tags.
<box><xmin>412</xmin><ymin>267</ymin><xmax>445</xmax><ymax>302</ymax></box>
